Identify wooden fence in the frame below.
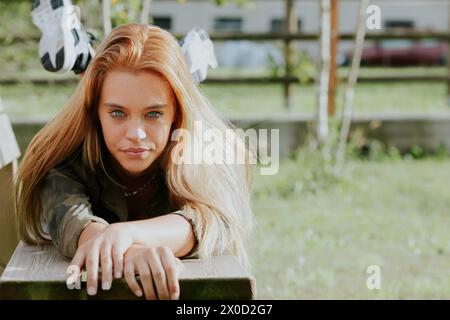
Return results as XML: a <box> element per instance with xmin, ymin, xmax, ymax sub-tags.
<box><xmin>1</xmin><ymin>0</ymin><xmax>449</xmax><ymax>112</ymax></box>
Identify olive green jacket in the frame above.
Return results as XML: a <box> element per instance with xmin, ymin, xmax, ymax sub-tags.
<box><xmin>39</xmin><ymin>147</ymin><xmax>198</xmax><ymax>259</ymax></box>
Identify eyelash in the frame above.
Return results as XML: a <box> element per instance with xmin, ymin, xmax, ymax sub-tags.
<box><xmin>109</xmin><ymin>110</ymin><xmax>163</xmax><ymax>119</ymax></box>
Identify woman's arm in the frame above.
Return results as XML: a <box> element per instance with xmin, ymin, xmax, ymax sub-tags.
<box><xmin>126</xmin><ymin>213</ymin><xmax>196</xmax><ymax>258</ymax></box>
<box><xmin>78</xmin><ymin>213</ymin><xmax>196</xmax><ymax>257</ymax></box>
<box><xmin>40</xmin><ymin>168</ymin><xmax>110</xmax><ymax>259</ymax></box>
<box><xmin>71</xmin><ymin>212</ymin><xmax>196</xmax><ymax>297</ymax></box>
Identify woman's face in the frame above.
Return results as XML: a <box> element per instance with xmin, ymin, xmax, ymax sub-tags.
<box><xmin>98</xmin><ymin>69</ymin><xmax>176</xmax><ymax>177</ymax></box>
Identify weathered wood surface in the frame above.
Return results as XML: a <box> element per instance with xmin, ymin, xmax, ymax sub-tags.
<box><xmin>0</xmin><ymin>163</ymin><xmax>19</xmax><ymax>275</ymax></box>
<box><xmin>0</xmin><ymin>241</ymin><xmax>256</xmax><ymax>300</ymax></box>
<box><xmin>0</xmin><ymin>114</ymin><xmax>21</xmax><ymax>168</ymax></box>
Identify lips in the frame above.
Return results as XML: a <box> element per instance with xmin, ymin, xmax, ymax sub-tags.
<box><xmin>123</xmin><ymin>148</ymin><xmax>150</xmax><ymax>153</ymax></box>
<box><xmin>122</xmin><ymin>147</ymin><xmax>151</xmax><ymax>158</ymax></box>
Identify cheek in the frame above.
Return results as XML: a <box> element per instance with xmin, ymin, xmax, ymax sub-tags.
<box><xmin>149</xmin><ymin>123</ymin><xmax>172</xmax><ymax>149</ymax></box>
<box><xmin>99</xmin><ymin>117</ymin><xmax>122</xmax><ymax>149</ymax></box>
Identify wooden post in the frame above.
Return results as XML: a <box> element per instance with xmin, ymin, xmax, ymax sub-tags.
<box><xmin>335</xmin><ymin>0</ymin><xmax>369</xmax><ymax>170</ymax></box>
<box><xmin>447</xmin><ymin>2</ymin><xmax>450</xmax><ymax>106</ymax></box>
<box><xmin>316</xmin><ymin>0</ymin><xmax>331</xmax><ymax>146</ymax></box>
<box><xmin>140</xmin><ymin>0</ymin><xmax>152</xmax><ymax>25</ymax></box>
<box><xmin>284</xmin><ymin>0</ymin><xmax>298</xmax><ymax>110</ymax></box>
<box><xmin>328</xmin><ymin>0</ymin><xmax>339</xmax><ymax>116</ymax></box>
<box><xmin>102</xmin><ymin>0</ymin><xmax>112</xmax><ymax>36</ymax></box>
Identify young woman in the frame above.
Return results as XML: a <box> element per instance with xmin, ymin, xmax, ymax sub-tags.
<box><xmin>15</xmin><ymin>24</ymin><xmax>254</xmax><ymax>300</ymax></box>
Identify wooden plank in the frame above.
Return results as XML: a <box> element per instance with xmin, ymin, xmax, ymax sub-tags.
<box><xmin>2</xmin><ymin>75</ymin><xmax>448</xmax><ymax>86</ymax></box>
<box><xmin>0</xmin><ymin>163</ymin><xmax>19</xmax><ymax>274</ymax></box>
<box><xmin>3</xmin><ymin>32</ymin><xmax>450</xmax><ymax>44</ymax></box>
<box><xmin>0</xmin><ymin>241</ymin><xmax>256</xmax><ymax>300</ymax></box>
<box><xmin>0</xmin><ymin>114</ymin><xmax>21</xmax><ymax>169</ymax></box>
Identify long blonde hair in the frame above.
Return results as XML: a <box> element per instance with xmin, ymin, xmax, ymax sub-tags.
<box><xmin>15</xmin><ymin>24</ymin><xmax>254</xmax><ymax>269</ymax></box>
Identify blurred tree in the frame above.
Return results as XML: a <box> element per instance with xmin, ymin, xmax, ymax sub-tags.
<box><xmin>316</xmin><ymin>0</ymin><xmax>331</xmax><ymax>148</ymax></box>
<box><xmin>335</xmin><ymin>0</ymin><xmax>369</xmax><ymax>170</ymax></box>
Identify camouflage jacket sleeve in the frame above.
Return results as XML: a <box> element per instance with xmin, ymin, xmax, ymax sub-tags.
<box><xmin>40</xmin><ymin>168</ymin><xmax>110</xmax><ymax>259</ymax></box>
<box><xmin>171</xmin><ymin>207</ymin><xmax>233</xmax><ymax>259</ymax></box>
<box><xmin>171</xmin><ymin>208</ymin><xmax>200</xmax><ymax>259</ymax></box>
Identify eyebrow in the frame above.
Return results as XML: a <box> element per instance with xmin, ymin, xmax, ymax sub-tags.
<box><xmin>103</xmin><ymin>102</ymin><xmax>168</xmax><ymax>110</ymax></box>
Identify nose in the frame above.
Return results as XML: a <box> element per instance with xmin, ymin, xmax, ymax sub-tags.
<box><xmin>126</xmin><ymin>121</ymin><xmax>147</xmax><ymax>142</ymax></box>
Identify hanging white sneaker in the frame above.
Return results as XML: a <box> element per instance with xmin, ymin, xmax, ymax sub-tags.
<box><xmin>180</xmin><ymin>28</ymin><xmax>218</xmax><ymax>83</ymax></box>
<box><xmin>31</xmin><ymin>0</ymin><xmax>94</xmax><ymax>74</ymax></box>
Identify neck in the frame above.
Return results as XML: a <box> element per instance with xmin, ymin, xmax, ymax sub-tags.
<box><xmin>106</xmin><ymin>155</ymin><xmax>161</xmax><ymax>190</ymax></box>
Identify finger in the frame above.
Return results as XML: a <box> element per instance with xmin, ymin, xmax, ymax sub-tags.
<box><xmin>147</xmin><ymin>247</ymin><xmax>170</xmax><ymax>300</ymax></box>
<box><xmin>100</xmin><ymin>243</ymin><xmax>113</xmax><ymax>291</ymax></box>
<box><xmin>86</xmin><ymin>246</ymin><xmax>100</xmax><ymax>296</ymax></box>
<box><xmin>124</xmin><ymin>261</ymin><xmax>143</xmax><ymax>298</ymax></box>
<box><xmin>137</xmin><ymin>259</ymin><xmax>157</xmax><ymax>300</ymax></box>
<box><xmin>160</xmin><ymin>247</ymin><xmax>181</xmax><ymax>300</ymax></box>
<box><xmin>70</xmin><ymin>248</ymin><xmax>86</xmax><ymax>270</ymax></box>
<box><xmin>112</xmin><ymin>243</ymin><xmax>127</xmax><ymax>279</ymax></box>
<box><xmin>67</xmin><ymin>249</ymin><xmax>86</xmax><ymax>285</ymax></box>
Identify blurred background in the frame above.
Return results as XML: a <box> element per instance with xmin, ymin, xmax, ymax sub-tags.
<box><xmin>1</xmin><ymin>0</ymin><xmax>450</xmax><ymax>299</ymax></box>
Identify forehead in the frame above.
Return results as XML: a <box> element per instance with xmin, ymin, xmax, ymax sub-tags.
<box><xmin>100</xmin><ymin>69</ymin><xmax>175</xmax><ymax>106</ymax></box>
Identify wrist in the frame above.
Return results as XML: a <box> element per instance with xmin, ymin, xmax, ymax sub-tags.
<box><xmin>124</xmin><ymin>220</ymin><xmax>154</xmax><ymax>246</ymax></box>
<box><xmin>78</xmin><ymin>222</ymin><xmax>107</xmax><ymax>247</ymax></box>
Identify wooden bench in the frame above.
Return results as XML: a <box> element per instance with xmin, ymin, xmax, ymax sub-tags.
<box><xmin>0</xmin><ymin>241</ymin><xmax>256</xmax><ymax>300</ymax></box>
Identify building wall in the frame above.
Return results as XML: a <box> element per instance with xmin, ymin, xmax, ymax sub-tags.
<box><xmin>150</xmin><ymin>0</ymin><xmax>449</xmax><ymax>33</ymax></box>
<box><xmin>148</xmin><ymin>0</ymin><xmax>449</xmax><ymax>66</ymax></box>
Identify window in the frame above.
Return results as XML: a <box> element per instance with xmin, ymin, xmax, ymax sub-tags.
<box><xmin>380</xmin><ymin>40</ymin><xmax>414</xmax><ymax>50</ymax></box>
<box><xmin>214</xmin><ymin>17</ymin><xmax>242</xmax><ymax>32</ymax></box>
<box><xmin>152</xmin><ymin>16</ymin><xmax>172</xmax><ymax>31</ymax></box>
<box><xmin>384</xmin><ymin>20</ymin><xmax>414</xmax><ymax>30</ymax></box>
<box><xmin>270</xmin><ymin>18</ymin><xmax>302</xmax><ymax>33</ymax></box>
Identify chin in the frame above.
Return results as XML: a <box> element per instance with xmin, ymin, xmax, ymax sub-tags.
<box><xmin>121</xmin><ymin>157</ymin><xmax>157</xmax><ymax>174</ymax></box>
<box><xmin>120</xmin><ymin>164</ymin><xmax>151</xmax><ymax>177</ymax></box>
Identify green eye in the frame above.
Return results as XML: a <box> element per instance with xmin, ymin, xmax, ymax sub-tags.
<box><xmin>147</xmin><ymin>111</ymin><xmax>163</xmax><ymax>118</ymax></box>
<box><xmin>110</xmin><ymin>110</ymin><xmax>125</xmax><ymax>118</ymax></box>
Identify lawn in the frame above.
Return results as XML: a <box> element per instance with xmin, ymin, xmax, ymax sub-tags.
<box><xmin>0</xmin><ymin>80</ymin><xmax>448</xmax><ymax>119</ymax></box>
<box><xmin>1</xmin><ymin>59</ymin><xmax>449</xmax><ymax>299</ymax></box>
<box><xmin>251</xmin><ymin>150</ymin><xmax>450</xmax><ymax>299</ymax></box>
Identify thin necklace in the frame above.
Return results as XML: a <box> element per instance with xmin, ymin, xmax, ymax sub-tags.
<box><xmin>123</xmin><ymin>173</ymin><xmax>158</xmax><ymax>198</ymax></box>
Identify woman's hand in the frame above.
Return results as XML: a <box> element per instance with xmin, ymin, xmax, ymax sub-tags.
<box><xmin>68</xmin><ymin>222</ymin><xmax>136</xmax><ymax>295</ymax></box>
<box><xmin>123</xmin><ymin>244</ymin><xmax>185</xmax><ymax>300</ymax></box>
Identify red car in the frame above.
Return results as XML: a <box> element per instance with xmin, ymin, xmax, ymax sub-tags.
<box><xmin>342</xmin><ymin>39</ymin><xmax>448</xmax><ymax>66</ymax></box>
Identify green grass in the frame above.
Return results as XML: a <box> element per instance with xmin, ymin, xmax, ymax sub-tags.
<box><xmin>0</xmin><ymin>83</ymin><xmax>75</xmax><ymax>118</ymax></box>
<box><xmin>1</xmin><ymin>62</ymin><xmax>449</xmax><ymax>299</ymax></box>
<box><xmin>1</xmin><ymin>80</ymin><xmax>448</xmax><ymax>119</ymax></box>
<box><xmin>201</xmin><ymin>81</ymin><xmax>448</xmax><ymax>117</ymax></box>
<box><xmin>251</xmin><ymin>151</ymin><xmax>450</xmax><ymax>299</ymax></box>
